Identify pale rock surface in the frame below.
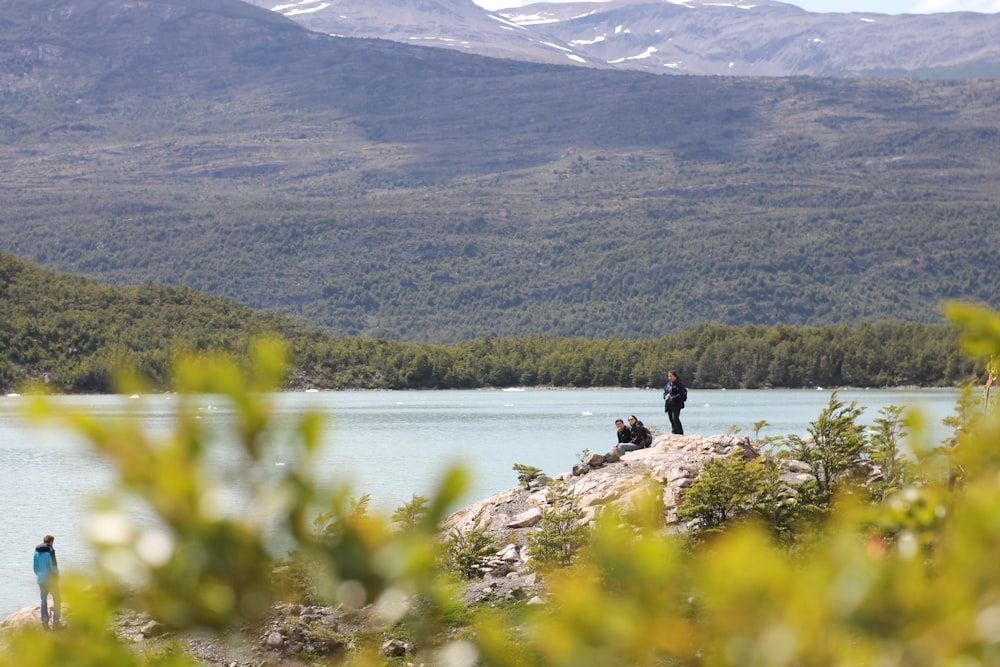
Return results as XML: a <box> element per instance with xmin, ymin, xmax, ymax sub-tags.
<box><xmin>507</xmin><ymin>507</ymin><xmax>543</xmax><ymax>529</ymax></box>
<box><xmin>0</xmin><ymin>605</ymin><xmax>48</xmax><ymax>629</ymax></box>
<box><xmin>443</xmin><ymin>433</ymin><xmax>761</xmax><ymax>543</ymax></box>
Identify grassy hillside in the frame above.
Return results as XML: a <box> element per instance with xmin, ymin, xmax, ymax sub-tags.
<box><xmin>1</xmin><ymin>0</ymin><xmax>999</xmax><ymax>340</ymax></box>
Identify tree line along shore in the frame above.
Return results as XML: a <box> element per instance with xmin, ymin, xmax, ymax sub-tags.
<box><xmin>1</xmin><ymin>252</ymin><xmax>980</xmax><ymax>393</ymax></box>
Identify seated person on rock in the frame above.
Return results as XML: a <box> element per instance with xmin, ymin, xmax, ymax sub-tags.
<box><xmin>627</xmin><ymin>414</ymin><xmax>653</xmax><ymax>449</ymax></box>
<box><xmin>615</xmin><ymin>418</ymin><xmax>643</xmax><ymax>451</ymax></box>
<box><xmin>615</xmin><ymin>418</ymin><xmax>632</xmax><ymax>443</ymax></box>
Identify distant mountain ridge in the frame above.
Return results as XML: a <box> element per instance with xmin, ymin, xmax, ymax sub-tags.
<box><xmin>249</xmin><ymin>0</ymin><xmax>1000</xmax><ymax>78</ymax></box>
<box><xmin>249</xmin><ymin>0</ymin><xmax>610</xmax><ymax>66</ymax></box>
<box><xmin>2</xmin><ymin>0</ymin><xmax>1000</xmax><ymax>341</ymax></box>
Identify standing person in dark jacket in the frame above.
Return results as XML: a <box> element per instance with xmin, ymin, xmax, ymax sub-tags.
<box><xmin>33</xmin><ymin>534</ymin><xmax>60</xmax><ymax>629</ymax></box>
<box><xmin>663</xmin><ymin>371</ymin><xmax>687</xmax><ymax>435</ymax></box>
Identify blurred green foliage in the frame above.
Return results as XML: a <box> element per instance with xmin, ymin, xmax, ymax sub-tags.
<box><xmin>4</xmin><ymin>304</ymin><xmax>1000</xmax><ymax>666</ymax></box>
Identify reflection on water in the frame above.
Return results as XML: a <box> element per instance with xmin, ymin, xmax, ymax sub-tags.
<box><xmin>0</xmin><ymin>388</ymin><xmax>959</xmax><ymax>617</ymax></box>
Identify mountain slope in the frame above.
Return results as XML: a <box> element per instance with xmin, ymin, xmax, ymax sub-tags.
<box><xmin>246</xmin><ymin>0</ymin><xmax>606</xmax><ymax>67</ymax></box>
<box><xmin>249</xmin><ymin>0</ymin><xmax>1000</xmax><ymax>78</ymax></box>
<box><xmin>1</xmin><ymin>0</ymin><xmax>1000</xmax><ymax>340</ymax></box>
<box><xmin>498</xmin><ymin>0</ymin><xmax>1000</xmax><ymax>77</ymax></box>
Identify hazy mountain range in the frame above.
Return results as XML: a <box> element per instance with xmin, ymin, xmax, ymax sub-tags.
<box><xmin>1</xmin><ymin>0</ymin><xmax>999</xmax><ymax>341</ymax></box>
<box><xmin>247</xmin><ymin>0</ymin><xmax>1000</xmax><ymax>78</ymax></box>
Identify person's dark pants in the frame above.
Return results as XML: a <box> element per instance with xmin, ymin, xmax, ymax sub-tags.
<box><xmin>666</xmin><ymin>406</ymin><xmax>684</xmax><ymax>435</ymax></box>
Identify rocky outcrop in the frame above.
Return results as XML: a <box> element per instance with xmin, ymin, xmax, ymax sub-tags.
<box><xmin>444</xmin><ymin>433</ymin><xmax>760</xmax><ymax>541</ymax></box>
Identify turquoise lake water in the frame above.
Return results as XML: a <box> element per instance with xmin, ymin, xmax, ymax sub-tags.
<box><xmin>0</xmin><ymin>387</ymin><xmax>960</xmax><ymax>618</ymax></box>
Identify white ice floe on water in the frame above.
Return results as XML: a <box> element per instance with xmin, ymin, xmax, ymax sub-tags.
<box><xmin>582</xmin><ymin>411</ymin><xmax>593</xmax><ymax>416</ymax></box>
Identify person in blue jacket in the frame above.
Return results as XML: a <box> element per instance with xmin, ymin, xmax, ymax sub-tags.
<box><xmin>33</xmin><ymin>534</ymin><xmax>60</xmax><ymax>628</ymax></box>
<box><xmin>663</xmin><ymin>371</ymin><xmax>687</xmax><ymax>435</ymax></box>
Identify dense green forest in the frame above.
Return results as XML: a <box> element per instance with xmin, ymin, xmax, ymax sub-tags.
<box><xmin>1</xmin><ymin>1</ymin><xmax>999</xmax><ymax>340</ymax></box>
<box><xmin>0</xmin><ymin>253</ymin><xmax>977</xmax><ymax>393</ymax></box>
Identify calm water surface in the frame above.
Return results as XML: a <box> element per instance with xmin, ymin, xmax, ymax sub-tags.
<box><xmin>0</xmin><ymin>387</ymin><xmax>959</xmax><ymax>618</ymax></box>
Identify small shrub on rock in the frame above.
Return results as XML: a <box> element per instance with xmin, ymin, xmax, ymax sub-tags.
<box><xmin>513</xmin><ymin>463</ymin><xmax>544</xmax><ymax>488</ymax></box>
<box><xmin>525</xmin><ymin>481</ymin><xmax>588</xmax><ymax>569</ymax></box>
<box><xmin>443</xmin><ymin>511</ymin><xmax>497</xmax><ymax>580</ymax></box>
<box><xmin>676</xmin><ymin>453</ymin><xmax>769</xmax><ymax>534</ymax></box>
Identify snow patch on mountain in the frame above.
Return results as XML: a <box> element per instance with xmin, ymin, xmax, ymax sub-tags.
<box><xmin>411</xmin><ymin>36</ymin><xmax>472</xmax><ymax>47</ymax></box>
<box><xmin>609</xmin><ymin>46</ymin><xmax>658</xmax><ymax>63</ymax></box>
<box><xmin>271</xmin><ymin>1</ymin><xmax>329</xmax><ymax>16</ymax></box>
<box><xmin>541</xmin><ymin>41</ymin><xmax>574</xmax><ymax>52</ymax></box>
<box><xmin>502</xmin><ymin>12</ymin><xmax>561</xmax><ymax>25</ymax></box>
<box><xmin>486</xmin><ymin>13</ymin><xmax>529</xmax><ymax>29</ymax></box>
